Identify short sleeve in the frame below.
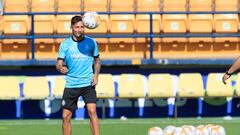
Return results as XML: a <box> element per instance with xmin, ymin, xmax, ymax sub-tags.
<box><xmin>57</xmin><ymin>42</ymin><xmax>66</xmax><ymax>59</ymax></box>
<box><xmin>92</xmin><ymin>40</ymin><xmax>99</xmax><ymax>58</ymax></box>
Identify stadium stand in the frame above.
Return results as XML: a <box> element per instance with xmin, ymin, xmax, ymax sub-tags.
<box><xmin>31</xmin><ymin>0</ymin><xmax>55</xmax><ymax>12</ymax></box>
<box><xmin>1</xmin><ymin>15</ymin><xmax>31</xmax><ymax>59</ymax></box>
<box><xmin>3</xmin><ymin>0</ymin><xmax>29</xmax><ymax>12</ymax></box>
<box><xmin>189</xmin><ymin>0</ymin><xmax>213</xmax><ymax>12</ymax></box>
<box><xmin>147</xmin><ymin>74</ymin><xmax>174</xmax><ymax>98</ymax></box>
<box><xmin>0</xmin><ymin>76</ymin><xmax>20</xmax><ymax>100</ymax></box>
<box><xmin>53</xmin><ymin>76</ymin><xmax>65</xmax><ymax>98</ymax></box>
<box><xmin>214</xmin><ymin>14</ymin><xmax>239</xmax><ymax>42</ymax></box>
<box><xmin>57</xmin><ymin>0</ymin><xmax>82</xmax><ymax>12</ymax></box>
<box><xmin>23</xmin><ymin>76</ymin><xmax>50</xmax><ymax>99</ymax></box>
<box><xmin>215</xmin><ymin>0</ymin><xmax>238</xmax><ymax>12</ymax></box>
<box><xmin>34</xmin><ymin>15</ymin><xmax>56</xmax><ymax>59</ymax></box>
<box><xmin>206</xmin><ymin>73</ymin><xmax>234</xmax><ymax>97</ymax></box>
<box><xmin>136</xmin><ymin>0</ymin><xmax>160</xmax><ymax>12</ymax></box>
<box><xmin>178</xmin><ymin>73</ymin><xmax>205</xmax><ymax>97</ymax></box>
<box><xmin>110</xmin><ymin>0</ymin><xmax>135</xmax><ymax>12</ymax></box>
<box><xmin>236</xmin><ymin>73</ymin><xmax>240</xmax><ymax>96</ymax></box>
<box><xmin>118</xmin><ymin>74</ymin><xmax>145</xmax><ymax>98</ymax></box>
<box><xmin>136</xmin><ymin>14</ymin><xmax>161</xmax><ymax>34</ymax></box>
<box><xmin>83</xmin><ymin>0</ymin><xmax>109</xmax><ymax>12</ymax></box>
<box><xmin>96</xmin><ymin>74</ymin><xmax>115</xmax><ymax>98</ymax></box>
<box><xmin>163</xmin><ymin>0</ymin><xmax>187</xmax><ymax>12</ymax></box>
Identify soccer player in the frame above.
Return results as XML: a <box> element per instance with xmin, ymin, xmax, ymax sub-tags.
<box><xmin>56</xmin><ymin>15</ymin><xmax>101</xmax><ymax>135</ymax></box>
<box><xmin>222</xmin><ymin>56</ymin><xmax>240</xmax><ymax>84</ymax></box>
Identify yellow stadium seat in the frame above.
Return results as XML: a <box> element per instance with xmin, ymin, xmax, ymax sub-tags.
<box><xmin>110</xmin><ymin>14</ymin><xmax>135</xmax><ymax>34</ymax></box>
<box><xmin>189</xmin><ymin>0</ymin><xmax>212</xmax><ymax>12</ymax></box>
<box><xmin>56</xmin><ymin>15</ymin><xmax>74</xmax><ymax>34</ymax></box>
<box><xmin>163</xmin><ymin>0</ymin><xmax>187</xmax><ymax>12</ymax></box>
<box><xmin>110</xmin><ymin>0</ymin><xmax>135</xmax><ymax>12</ymax></box>
<box><xmin>3</xmin><ymin>15</ymin><xmax>31</xmax><ymax>35</ymax></box>
<box><xmin>0</xmin><ymin>43</ymin><xmax>31</xmax><ymax>59</ymax></box>
<box><xmin>109</xmin><ymin>14</ymin><xmax>135</xmax><ymax>46</ymax></box>
<box><xmin>4</xmin><ymin>0</ymin><xmax>29</xmax><ymax>12</ymax></box>
<box><xmin>57</xmin><ymin>0</ymin><xmax>81</xmax><ymax>12</ymax></box>
<box><xmin>178</xmin><ymin>73</ymin><xmax>205</xmax><ymax>97</ymax></box>
<box><xmin>23</xmin><ymin>76</ymin><xmax>50</xmax><ymax>99</ymax></box>
<box><xmin>85</xmin><ymin>15</ymin><xmax>109</xmax><ymax>34</ymax></box>
<box><xmin>137</xmin><ymin>0</ymin><xmax>160</xmax><ymax>12</ymax></box>
<box><xmin>215</xmin><ymin>0</ymin><xmax>238</xmax><ymax>12</ymax></box>
<box><xmin>235</xmin><ymin>73</ymin><xmax>240</xmax><ymax>96</ymax></box>
<box><xmin>84</xmin><ymin>0</ymin><xmax>108</xmax><ymax>12</ymax></box>
<box><xmin>214</xmin><ymin>14</ymin><xmax>239</xmax><ymax>33</ymax></box>
<box><xmin>147</xmin><ymin>74</ymin><xmax>174</xmax><ymax>98</ymax></box>
<box><xmin>53</xmin><ymin>76</ymin><xmax>65</xmax><ymax>98</ymax></box>
<box><xmin>96</xmin><ymin>74</ymin><xmax>115</xmax><ymax>98</ymax></box>
<box><xmin>214</xmin><ymin>14</ymin><xmax>239</xmax><ymax>43</ymax></box>
<box><xmin>162</xmin><ymin>14</ymin><xmax>187</xmax><ymax>42</ymax></box>
<box><xmin>162</xmin><ymin>14</ymin><xmax>187</xmax><ymax>33</ymax></box>
<box><xmin>35</xmin><ymin>43</ymin><xmax>56</xmax><ymax>60</ymax></box>
<box><xmin>34</xmin><ymin>15</ymin><xmax>56</xmax><ymax>35</ymax></box>
<box><xmin>118</xmin><ymin>74</ymin><xmax>145</xmax><ymax>98</ymax></box>
<box><xmin>107</xmin><ymin>42</ymin><xmax>145</xmax><ymax>59</ymax></box>
<box><xmin>189</xmin><ymin>14</ymin><xmax>213</xmax><ymax>33</ymax></box>
<box><xmin>135</xmin><ymin>14</ymin><xmax>161</xmax><ymax>34</ymax></box>
<box><xmin>188</xmin><ymin>14</ymin><xmax>213</xmax><ymax>43</ymax></box>
<box><xmin>0</xmin><ymin>76</ymin><xmax>20</xmax><ymax>100</ymax></box>
<box><xmin>206</xmin><ymin>73</ymin><xmax>233</xmax><ymax>97</ymax></box>
<box><xmin>0</xmin><ymin>16</ymin><xmax>3</xmax><ymax>37</ymax></box>
<box><xmin>31</xmin><ymin>0</ymin><xmax>55</xmax><ymax>12</ymax></box>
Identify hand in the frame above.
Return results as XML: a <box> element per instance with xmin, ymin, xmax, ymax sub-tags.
<box><xmin>60</xmin><ymin>67</ymin><xmax>68</xmax><ymax>74</ymax></box>
<box><xmin>222</xmin><ymin>73</ymin><xmax>231</xmax><ymax>85</ymax></box>
<box><xmin>92</xmin><ymin>75</ymin><xmax>98</xmax><ymax>86</ymax></box>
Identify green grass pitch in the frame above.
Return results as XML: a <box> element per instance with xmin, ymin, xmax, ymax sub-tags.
<box><xmin>0</xmin><ymin>118</ymin><xmax>239</xmax><ymax>135</ymax></box>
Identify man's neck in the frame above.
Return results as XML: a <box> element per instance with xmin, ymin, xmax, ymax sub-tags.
<box><xmin>72</xmin><ymin>35</ymin><xmax>84</xmax><ymax>42</ymax></box>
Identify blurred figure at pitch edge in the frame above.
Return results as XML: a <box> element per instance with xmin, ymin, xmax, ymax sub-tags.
<box><xmin>56</xmin><ymin>15</ymin><xmax>101</xmax><ymax>135</ymax></box>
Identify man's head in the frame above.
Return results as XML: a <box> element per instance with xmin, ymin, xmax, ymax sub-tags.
<box><xmin>71</xmin><ymin>15</ymin><xmax>84</xmax><ymax>41</ymax></box>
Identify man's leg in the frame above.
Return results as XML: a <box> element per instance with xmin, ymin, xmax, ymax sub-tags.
<box><xmin>62</xmin><ymin>109</ymin><xmax>72</xmax><ymax>135</ymax></box>
<box><xmin>86</xmin><ymin>103</ymin><xmax>100</xmax><ymax>135</ymax></box>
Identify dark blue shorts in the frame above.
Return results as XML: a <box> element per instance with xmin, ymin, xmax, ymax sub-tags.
<box><xmin>62</xmin><ymin>86</ymin><xmax>97</xmax><ymax>112</ymax></box>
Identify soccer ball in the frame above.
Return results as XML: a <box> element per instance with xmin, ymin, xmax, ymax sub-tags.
<box><xmin>209</xmin><ymin>125</ymin><xmax>226</xmax><ymax>135</ymax></box>
<box><xmin>148</xmin><ymin>127</ymin><xmax>163</xmax><ymax>135</ymax></box>
<box><xmin>173</xmin><ymin>127</ymin><xmax>187</xmax><ymax>135</ymax></box>
<box><xmin>82</xmin><ymin>11</ymin><xmax>100</xmax><ymax>29</ymax></box>
<box><xmin>163</xmin><ymin>125</ymin><xmax>176</xmax><ymax>135</ymax></box>
<box><xmin>194</xmin><ymin>125</ymin><xmax>209</xmax><ymax>135</ymax></box>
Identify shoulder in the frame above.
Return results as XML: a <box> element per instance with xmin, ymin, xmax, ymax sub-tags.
<box><xmin>84</xmin><ymin>36</ymin><xmax>97</xmax><ymax>44</ymax></box>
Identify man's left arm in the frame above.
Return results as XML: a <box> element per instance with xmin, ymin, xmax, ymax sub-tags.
<box><xmin>92</xmin><ymin>57</ymin><xmax>101</xmax><ymax>86</ymax></box>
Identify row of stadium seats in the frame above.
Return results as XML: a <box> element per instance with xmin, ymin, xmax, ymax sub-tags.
<box><xmin>2</xmin><ymin>0</ymin><xmax>240</xmax><ymax>12</ymax></box>
<box><xmin>0</xmin><ymin>73</ymin><xmax>238</xmax><ymax>100</ymax></box>
<box><xmin>0</xmin><ymin>14</ymin><xmax>239</xmax><ymax>35</ymax></box>
<box><xmin>0</xmin><ymin>40</ymin><xmax>239</xmax><ymax>60</ymax></box>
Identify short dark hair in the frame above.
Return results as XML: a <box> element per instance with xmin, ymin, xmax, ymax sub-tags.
<box><xmin>71</xmin><ymin>15</ymin><xmax>82</xmax><ymax>26</ymax></box>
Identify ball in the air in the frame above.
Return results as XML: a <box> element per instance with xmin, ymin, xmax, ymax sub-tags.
<box><xmin>82</xmin><ymin>11</ymin><xmax>100</xmax><ymax>29</ymax></box>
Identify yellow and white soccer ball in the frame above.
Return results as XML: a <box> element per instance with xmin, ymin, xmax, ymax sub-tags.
<box><xmin>148</xmin><ymin>127</ymin><xmax>163</xmax><ymax>135</ymax></box>
<box><xmin>163</xmin><ymin>125</ymin><xmax>176</xmax><ymax>135</ymax></box>
<box><xmin>82</xmin><ymin>11</ymin><xmax>100</xmax><ymax>29</ymax></box>
<box><xmin>194</xmin><ymin>125</ymin><xmax>209</xmax><ymax>135</ymax></box>
<box><xmin>208</xmin><ymin>125</ymin><xmax>226</xmax><ymax>135</ymax></box>
<box><xmin>181</xmin><ymin>125</ymin><xmax>196</xmax><ymax>135</ymax></box>
<box><xmin>173</xmin><ymin>127</ymin><xmax>187</xmax><ymax>135</ymax></box>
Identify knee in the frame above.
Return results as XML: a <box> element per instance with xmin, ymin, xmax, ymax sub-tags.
<box><xmin>62</xmin><ymin>112</ymin><xmax>71</xmax><ymax>122</ymax></box>
<box><xmin>88</xmin><ymin>108</ymin><xmax>97</xmax><ymax>117</ymax></box>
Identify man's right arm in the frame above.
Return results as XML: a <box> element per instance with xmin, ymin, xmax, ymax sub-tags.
<box><xmin>222</xmin><ymin>56</ymin><xmax>240</xmax><ymax>84</ymax></box>
<box><xmin>56</xmin><ymin>59</ymin><xmax>68</xmax><ymax>74</ymax></box>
